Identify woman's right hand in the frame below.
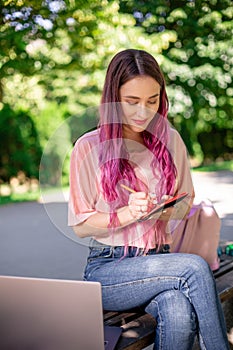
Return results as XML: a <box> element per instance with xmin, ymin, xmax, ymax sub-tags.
<box><xmin>128</xmin><ymin>191</ymin><xmax>153</xmax><ymax>219</ymax></box>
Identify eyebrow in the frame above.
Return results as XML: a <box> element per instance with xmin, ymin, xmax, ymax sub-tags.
<box><xmin>122</xmin><ymin>93</ymin><xmax>160</xmax><ymax>99</ymax></box>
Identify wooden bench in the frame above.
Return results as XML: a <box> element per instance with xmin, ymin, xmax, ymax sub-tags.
<box><xmin>104</xmin><ymin>251</ymin><xmax>233</xmax><ymax>350</ymax></box>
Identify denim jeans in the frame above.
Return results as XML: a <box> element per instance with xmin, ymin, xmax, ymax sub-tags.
<box><xmin>84</xmin><ymin>239</ymin><xmax>229</xmax><ymax>350</ymax></box>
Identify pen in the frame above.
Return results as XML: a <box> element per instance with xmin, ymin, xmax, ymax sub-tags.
<box><xmin>120</xmin><ymin>184</ymin><xmax>136</xmax><ymax>193</ymax></box>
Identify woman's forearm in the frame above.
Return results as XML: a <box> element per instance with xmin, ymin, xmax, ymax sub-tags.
<box><xmin>72</xmin><ymin>191</ymin><xmax>195</xmax><ymax>238</ymax></box>
<box><xmin>72</xmin><ymin>206</ymin><xmax>136</xmax><ymax>238</ymax></box>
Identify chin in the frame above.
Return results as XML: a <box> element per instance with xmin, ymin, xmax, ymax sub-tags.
<box><xmin>131</xmin><ymin>126</ymin><xmax>145</xmax><ymax>133</ymax></box>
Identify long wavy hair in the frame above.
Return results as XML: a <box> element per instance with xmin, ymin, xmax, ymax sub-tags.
<box><xmin>99</xmin><ymin>49</ymin><xmax>177</xmax><ymax>248</ymax></box>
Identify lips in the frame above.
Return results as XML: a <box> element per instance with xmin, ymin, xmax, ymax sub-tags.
<box><xmin>132</xmin><ymin>119</ymin><xmax>148</xmax><ymax>125</ymax></box>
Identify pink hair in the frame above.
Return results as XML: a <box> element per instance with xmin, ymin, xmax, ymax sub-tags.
<box><xmin>98</xmin><ymin>49</ymin><xmax>177</xmax><ymax>250</ymax></box>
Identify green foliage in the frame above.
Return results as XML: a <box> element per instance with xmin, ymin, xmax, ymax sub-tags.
<box><xmin>192</xmin><ymin>160</ymin><xmax>233</xmax><ymax>172</ymax></box>
<box><xmin>119</xmin><ymin>0</ymin><xmax>233</xmax><ymax>162</ymax></box>
<box><xmin>0</xmin><ymin>0</ymin><xmax>232</xmax><ymax>185</ymax></box>
<box><xmin>33</xmin><ymin>101</ymin><xmax>72</xmax><ymax>186</ymax></box>
<box><xmin>0</xmin><ymin>104</ymin><xmax>42</xmax><ymax>181</ymax></box>
<box><xmin>0</xmin><ymin>190</ymin><xmax>40</xmax><ymax>205</ymax></box>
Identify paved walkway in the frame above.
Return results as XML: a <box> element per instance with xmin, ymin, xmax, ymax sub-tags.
<box><xmin>0</xmin><ymin>171</ymin><xmax>232</xmax><ymax>280</ymax></box>
<box><xmin>191</xmin><ymin>170</ymin><xmax>233</xmax><ymax>242</ymax></box>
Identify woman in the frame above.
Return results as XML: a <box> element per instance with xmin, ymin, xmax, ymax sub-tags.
<box><xmin>68</xmin><ymin>49</ymin><xmax>229</xmax><ymax>349</ymax></box>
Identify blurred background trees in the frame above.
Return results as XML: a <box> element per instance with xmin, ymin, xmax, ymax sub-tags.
<box><xmin>0</xmin><ymin>0</ymin><xmax>232</xmax><ymax>188</ymax></box>
<box><xmin>120</xmin><ymin>0</ymin><xmax>233</xmax><ymax>162</ymax></box>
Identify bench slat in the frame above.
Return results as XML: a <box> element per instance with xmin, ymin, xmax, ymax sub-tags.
<box><xmin>105</xmin><ymin>312</ymin><xmax>142</xmax><ymax>327</ymax></box>
<box><xmin>216</xmin><ymin>270</ymin><xmax>233</xmax><ymax>302</ymax></box>
<box><xmin>114</xmin><ymin>314</ymin><xmax>156</xmax><ymax>350</ymax></box>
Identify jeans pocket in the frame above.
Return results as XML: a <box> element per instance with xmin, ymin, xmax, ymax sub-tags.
<box><xmin>87</xmin><ymin>246</ymin><xmax>113</xmax><ymax>262</ymax></box>
<box><xmin>84</xmin><ymin>246</ymin><xmax>114</xmax><ymax>280</ymax></box>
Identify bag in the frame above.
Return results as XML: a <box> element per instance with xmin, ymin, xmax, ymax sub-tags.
<box><xmin>170</xmin><ymin>199</ymin><xmax>221</xmax><ymax>271</ymax></box>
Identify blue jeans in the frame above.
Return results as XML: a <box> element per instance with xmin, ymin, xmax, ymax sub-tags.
<box><xmin>84</xmin><ymin>239</ymin><xmax>229</xmax><ymax>350</ymax></box>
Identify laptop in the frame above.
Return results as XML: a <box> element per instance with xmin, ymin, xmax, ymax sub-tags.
<box><xmin>0</xmin><ymin>276</ymin><xmax>122</xmax><ymax>350</ymax></box>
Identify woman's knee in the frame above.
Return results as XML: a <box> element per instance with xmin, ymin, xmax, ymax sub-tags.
<box><xmin>186</xmin><ymin>253</ymin><xmax>210</xmax><ymax>272</ymax></box>
<box><xmin>180</xmin><ymin>253</ymin><xmax>213</xmax><ymax>285</ymax></box>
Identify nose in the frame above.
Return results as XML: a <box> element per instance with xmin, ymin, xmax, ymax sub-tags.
<box><xmin>136</xmin><ymin>103</ymin><xmax>147</xmax><ymax>118</ymax></box>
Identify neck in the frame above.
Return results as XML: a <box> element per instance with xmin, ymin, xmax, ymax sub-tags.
<box><xmin>122</xmin><ymin>124</ymin><xmax>144</xmax><ymax>144</ymax></box>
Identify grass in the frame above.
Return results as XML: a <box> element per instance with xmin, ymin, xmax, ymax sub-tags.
<box><xmin>0</xmin><ymin>186</ymin><xmax>69</xmax><ymax>206</ymax></box>
<box><xmin>192</xmin><ymin>160</ymin><xmax>233</xmax><ymax>172</ymax></box>
<box><xmin>0</xmin><ymin>161</ymin><xmax>232</xmax><ymax>206</ymax></box>
<box><xmin>0</xmin><ymin>190</ymin><xmax>40</xmax><ymax>206</ymax></box>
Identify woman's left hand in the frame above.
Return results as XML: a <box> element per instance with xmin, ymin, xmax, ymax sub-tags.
<box><xmin>159</xmin><ymin>206</ymin><xmax>175</xmax><ymax>221</ymax></box>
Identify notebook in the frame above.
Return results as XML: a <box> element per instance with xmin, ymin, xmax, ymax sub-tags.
<box><xmin>0</xmin><ymin>275</ymin><xmax>122</xmax><ymax>350</ymax></box>
<box><xmin>138</xmin><ymin>192</ymin><xmax>188</xmax><ymax>221</ymax></box>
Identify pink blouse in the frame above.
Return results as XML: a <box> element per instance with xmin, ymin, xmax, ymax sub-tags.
<box><xmin>68</xmin><ymin>127</ymin><xmax>194</xmax><ymax>248</ymax></box>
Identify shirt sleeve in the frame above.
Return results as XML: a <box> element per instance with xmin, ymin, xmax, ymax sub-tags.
<box><xmin>68</xmin><ymin>136</ymin><xmax>99</xmax><ymax>226</ymax></box>
<box><xmin>166</xmin><ymin>128</ymin><xmax>195</xmax><ymax>234</ymax></box>
<box><xmin>169</xmin><ymin>128</ymin><xmax>194</xmax><ymax>196</ymax></box>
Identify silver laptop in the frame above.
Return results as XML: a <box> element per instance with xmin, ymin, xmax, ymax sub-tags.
<box><xmin>0</xmin><ymin>276</ymin><xmax>122</xmax><ymax>350</ymax></box>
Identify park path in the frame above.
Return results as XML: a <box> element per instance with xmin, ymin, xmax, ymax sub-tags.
<box><xmin>0</xmin><ymin>171</ymin><xmax>232</xmax><ymax>280</ymax></box>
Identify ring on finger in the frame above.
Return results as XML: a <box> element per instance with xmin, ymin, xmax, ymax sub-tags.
<box><xmin>162</xmin><ymin>209</ymin><xmax>167</xmax><ymax>214</ymax></box>
<box><xmin>141</xmin><ymin>205</ymin><xmax>147</xmax><ymax>212</ymax></box>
